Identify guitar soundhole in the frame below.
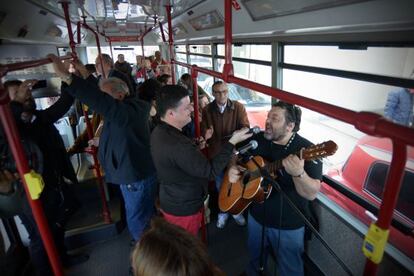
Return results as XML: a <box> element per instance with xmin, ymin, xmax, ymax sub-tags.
<box><xmin>242</xmin><ymin>172</ymin><xmax>251</xmax><ymax>185</ymax></box>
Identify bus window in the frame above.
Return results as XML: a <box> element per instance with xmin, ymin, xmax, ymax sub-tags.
<box><xmin>189</xmin><ymin>55</ymin><xmax>212</xmax><ymax>69</ymax></box>
<box><xmin>284</xmin><ymin>45</ymin><xmax>414</xmax><ymax>79</ymax></box>
<box><xmin>86</xmin><ymin>46</ymin><xmax>159</xmax><ymax>64</ymax></box>
<box><xmin>364</xmin><ymin>162</ymin><xmax>414</xmax><ymax>222</ymax></box>
<box><xmin>189</xmin><ymin>44</ymin><xmax>212</xmax><ymax>55</ymax></box>
<box><xmin>217</xmin><ymin>44</ymin><xmax>271</xmax><ymax>61</ymax></box>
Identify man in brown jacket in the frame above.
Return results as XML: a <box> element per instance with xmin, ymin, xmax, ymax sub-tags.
<box><xmin>201</xmin><ymin>81</ymin><xmax>250</xmax><ymax>228</ymax></box>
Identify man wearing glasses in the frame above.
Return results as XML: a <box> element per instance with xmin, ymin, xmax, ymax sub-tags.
<box><xmin>201</xmin><ymin>81</ymin><xmax>250</xmax><ymax>228</ymax></box>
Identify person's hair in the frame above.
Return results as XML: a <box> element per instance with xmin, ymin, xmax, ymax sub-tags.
<box><xmin>100</xmin><ymin>53</ymin><xmax>114</xmax><ymax>67</ymax></box>
<box><xmin>180</xmin><ymin>73</ymin><xmax>192</xmax><ymax>85</ymax></box>
<box><xmin>212</xmin><ymin>80</ymin><xmax>226</xmax><ymax>93</ymax></box>
<box><xmin>157</xmin><ymin>74</ymin><xmax>171</xmax><ymax>86</ymax></box>
<box><xmin>85</xmin><ymin>64</ymin><xmax>96</xmax><ymax>74</ymax></box>
<box><xmin>156</xmin><ymin>85</ymin><xmax>189</xmax><ymax>118</ymax></box>
<box><xmin>138</xmin><ymin>79</ymin><xmax>162</xmax><ymax>103</ymax></box>
<box><xmin>272</xmin><ymin>101</ymin><xmax>302</xmax><ymax>132</ymax></box>
<box><xmin>4</xmin><ymin>80</ymin><xmax>22</xmax><ymax>91</ymax></box>
<box><xmin>118</xmin><ymin>54</ymin><xmax>124</xmax><ymax>58</ymax></box>
<box><xmin>100</xmin><ymin>77</ymin><xmax>130</xmax><ymax>96</ymax></box>
<box><xmin>131</xmin><ymin>218</ymin><xmax>221</xmax><ymax>276</ymax></box>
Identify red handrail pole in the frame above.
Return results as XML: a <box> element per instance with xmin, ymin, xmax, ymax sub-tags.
<box><xmin>171</xmin><ymin>61</ymin><xmax>414</xmax><ymax>145</ymax></box>
<box><xmin>165</xmin><ymin>4</ymin><xmax>176</xmax><ymax>84</ymax></box>
<box><xmin>0</xmin><ymin>56</ymin><xmax>72</xmax><ymax>74</ymax></box>
<box><xmin>61</xmin><ymin>1</ymin><xmax>77</xmax><ymax>59</ymax></box>
<box><xmin>191</xmin><ymin>66</ymin><xmax>206</xmax><ymax>243</ymax></box>
<box><xmin>108</xmin><ymin>39</ymin><xmax>114</xmax><ymax>60</ymax></box>
<box><xmin>82</xmin><ymin>21</ymin><xmax>112</xmax><ymax>223</ymax></box>
<box><xmin>191</xmin><ymin>66</ymin><xmax>200</xmax><ymax>138</ymax></box>
<box><xmin>363</xmin><ymin>142</ymin><xmax>407</xmax><ymax>275</ymax></box>
<box><xmin>223</xmin><ymin>0</ymin><xmax>234</xmax><ymax>81</ymax></box>
<box><xmin>82</xmin><ymin>19</ymin><xmax>106</xmax><ymax>78</ymax></box>
<box><xmin>0</xmin><ymin>86</ymin><xmax>64</xmax><ymax>276</ymax></box>
<box><xmin>63</xmin><ymin>6</ymin><xmax>112</xmax><ymax>223</ymax></box>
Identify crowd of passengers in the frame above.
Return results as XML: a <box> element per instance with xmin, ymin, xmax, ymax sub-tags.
<box><xmin>0</xmin><ymin>51</ymin><xmax>322</xmax><ymax>276</ymax></box>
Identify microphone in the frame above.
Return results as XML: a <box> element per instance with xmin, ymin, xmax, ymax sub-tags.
<box><xmin>235</xmin><ymin>140</ymin><xmax>258</xmax><ymax>155</ymax></box>
<box><xmin>224</xmin><ymin>126</ymin><xmax>261</xmax><ymax>138</ymax></box>
<box><xmin>248</xmin><ymin>126</ymin><xmax>261</xmax><ymax>135</ymax></box>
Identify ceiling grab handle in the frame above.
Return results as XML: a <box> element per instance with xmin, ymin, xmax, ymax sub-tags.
<box><xmin>159</xmin><ymin>22</ymin><xmax>167</xmax><ymax>43</ymax></box>
<box><xmin>223</xmin><ymin>0</ymin><xmax>234</xmax><ymax>82</ymax></box>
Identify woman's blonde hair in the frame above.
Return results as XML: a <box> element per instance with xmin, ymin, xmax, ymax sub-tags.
<box><xmin>131</xmin><ymin>218</ymin><xmax>223</xmax><ymax>276</ymax></box>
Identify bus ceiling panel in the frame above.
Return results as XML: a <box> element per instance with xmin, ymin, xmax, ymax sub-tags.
<box><xmin>235</xmin><ymin>0</ymin><xmax>414</xmax><ymax>40</ymax></box>
<box><xmin>172</xmin><ymin>0</ymin><xmax>414</xmax><ymax>44</ymax></box>
<box><xmin>0</xmin><ymin>0</ymin><xmax>81</xmax><ymax>45</ymax></box>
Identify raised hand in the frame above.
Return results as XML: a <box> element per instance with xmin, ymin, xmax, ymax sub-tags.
<box><xmin>228</xmin><ymin>127</ymin><xmax>253</xmax><ymax>145</ymax></box>
<box><xmin>47</xmin><ymin>54</ymin><xmax>71</xmax><ymax>81</ymax></box>
<box><xmin>228</xmin><ymin>165</ymin><xmax>245</xmax><ymax>183</ymax></box>
<box><xmin>205</xmin><ymin>126</ymin><xmax>214</xmax><ymax>141</ymax></box>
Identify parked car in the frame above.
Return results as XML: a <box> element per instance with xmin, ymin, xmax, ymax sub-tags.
<box><xmin>200</xmin><ymin>77</ymin><xmax>270</xmax><ymax>128</ymax></box>
<box><xmin>321</xmin><ymin>135</ymin><xmax>414</xmax><ymax>259</ymax></box>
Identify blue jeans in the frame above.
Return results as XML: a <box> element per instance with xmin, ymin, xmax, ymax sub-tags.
<box><xmin>120</xmin><ymin>174</ymin><xmax>157</xmax><ymax>241</ymax></box>
<box><xmin>246</xmin><ymin>213</ymin><xmax>305</xmax><ymax>276</ymax></box>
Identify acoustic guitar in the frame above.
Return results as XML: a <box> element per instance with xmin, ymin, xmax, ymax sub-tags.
<box><xmin>218</xmin><ymin>140</ymin><xmax>338</xmax><ymax>215</ymax></box>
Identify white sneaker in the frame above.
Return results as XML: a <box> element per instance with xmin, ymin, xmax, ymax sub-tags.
<box><xmin>233</xmin><ymin>214</ymin><xmax>246</xmax><ymax>226</ymax></box>
<box><xmin>216</xmin><ymin>213</ymin><xmax>229</xmax><ymax>229</ymax></box>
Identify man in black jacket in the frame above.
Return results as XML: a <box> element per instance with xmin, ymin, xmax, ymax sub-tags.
<box><xmin>4</xmin><ymin>79</ymin><xmax>86</xmax><ymax>275</ymax></box>
<box><xmin>150</xmin><ymin>85</ymin><xmax>252</xmax><ymax>235</ymax></box>
<box><xmin>49</xmin><ymin>55</ymin><xmax>157</xmax><ymax>244</ymax></box>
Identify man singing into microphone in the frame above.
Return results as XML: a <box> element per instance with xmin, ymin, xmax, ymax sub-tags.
<box><xmin>201</xmin><ymin>80</ymin><xmax>250</xmax><ymax>228</ymax></box>
<box><xmin>228</xmin><ymin>101</ymin><xmax>322</xmax><ymax>276</ymax></box>
<box><xmin>151</xmin><ymin>85</ymin><xmax>252</xmax><ymax>235</ymax></box>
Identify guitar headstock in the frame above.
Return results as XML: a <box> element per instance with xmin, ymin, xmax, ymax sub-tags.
<box><xmin>302</xmin><ymin>140</ymin><xmax>338</xmax><ymax>160</ymax></box>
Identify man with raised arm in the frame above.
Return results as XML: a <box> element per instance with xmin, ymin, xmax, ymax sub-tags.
<box><xmin>227</xmin><ymin>101</ymin><xmax>322</xmax><ymax>276</ymax></box>
<box><xmin>3</xmin><ymin>78</ymin><xmax>87</xmax><ymax>274</ymax></box>
<box><xmin>48</xmin><ymin>54</ymin><xmax>157</xmax><ymax>246</ymax></box>
<box><xmin>150</xmin><ymin>85</ymin><xmax>252</xmax><ymax>235</ymax></box>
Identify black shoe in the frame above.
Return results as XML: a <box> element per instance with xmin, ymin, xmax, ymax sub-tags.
<box><xmin>62</xmin><ymin>253</ymin><xmax>89</xmax><ymax>267</ymax></box>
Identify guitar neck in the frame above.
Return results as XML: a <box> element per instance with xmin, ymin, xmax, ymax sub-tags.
<box><xmin>264</xmin><ymin>150</ymin><xmax>302</xmax><ymax>175</ymax></box>
<box><xmin>265</xmin><ymin>160</ymin><xmax>283</xmax><ymax>175</ymax></box>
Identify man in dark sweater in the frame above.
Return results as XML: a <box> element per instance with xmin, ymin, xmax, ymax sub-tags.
<box><xmin>150</xmin><ymin>85</ymin><xmax>252</xmax><ymax>235</ymax></box>
<box><xmin>49</xmin><ymin>54</ymin><xmax>157</xmax><ymax>243</ymax></box>
<box><xmin>228</xmin><ymin>101</ymin><xmax>322</xmax><ymax>276</ymax></box>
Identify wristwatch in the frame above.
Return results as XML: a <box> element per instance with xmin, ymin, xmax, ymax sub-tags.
<box><xmin>293</xmin><ymin>171</ymin><xmax>305</xmax><ymax>178</ymax></box>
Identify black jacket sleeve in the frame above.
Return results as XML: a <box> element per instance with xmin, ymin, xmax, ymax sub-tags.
<box><xmin>37</xmin><ymin>83</ymin><xmax>74</xmax><ymax>124</ymax></box>
<box><xmin>173</xmin><ymin>140</ymin><xmax>234</xmax><ymax>180</ymax></box>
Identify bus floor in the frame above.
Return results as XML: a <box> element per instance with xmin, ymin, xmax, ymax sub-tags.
<box><xmin>65</xmin><ymin>216</ymin><xmax>251</xmax><ymax>276</ymax></box>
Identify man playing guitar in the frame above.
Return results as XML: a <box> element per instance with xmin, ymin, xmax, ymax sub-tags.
<box><xmin>227</xmin><ymin>101</ymin><xmax>323</xmax><ymax>276</ymax></box>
